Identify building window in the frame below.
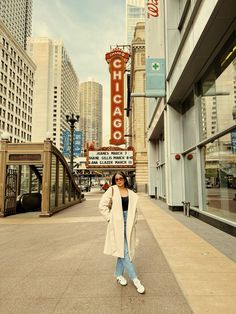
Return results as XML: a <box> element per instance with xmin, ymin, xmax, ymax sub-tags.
<box><xmin>198</xmin><ymin>40</ymin><xmax>236</xmax><ymax>223</ymax></box>
<box><xmin>200</xmin><ymin>59</ymin><xmax>236</xmax><ymax>140</ymax></box>
<box><xmin>203</xmin><ymin>132</ymin><xmax>236</xmax><ymax>223</ymax></box>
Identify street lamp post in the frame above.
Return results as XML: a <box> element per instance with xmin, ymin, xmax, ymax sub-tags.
<box><xmin>66</xmin><ymin>112</ymin><xmax>80</xmax><ymax>173</ymax></box>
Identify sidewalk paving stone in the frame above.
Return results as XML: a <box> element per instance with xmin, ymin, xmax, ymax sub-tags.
<box><xmin>139</xmin><ymin>194</ymin><xmax>236</xmax><ymax>314</ymax></box>
<box><xmin>5</xmin><ymin>189</ymin><xmax>233</xmax><ymax>313</ymax></box>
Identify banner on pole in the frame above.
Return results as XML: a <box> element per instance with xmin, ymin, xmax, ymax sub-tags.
<box><xmin>145</xmin><ymin>0</ymin><xmax>166</xmax><ymax>97</ymax></box>
<box><xmin>62</xmin><ymin>130</ymin><xmax>83</xmax><ymax>157</ymax></box>
<box><xmin>74</xmin><ymin>130</ymin><xmax>83</xmax><ymax>157</ymax></box>
<box><xmin>62</xmin><ymin>130</ymin><xmax>70</xmax><ymax>157</ymax></box>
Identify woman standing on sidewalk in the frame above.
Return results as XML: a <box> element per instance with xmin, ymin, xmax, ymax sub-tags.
<box><xmin>99</xmin><ymin>171</ymin><xmax>145</xmax><ymax>294</ymax></box>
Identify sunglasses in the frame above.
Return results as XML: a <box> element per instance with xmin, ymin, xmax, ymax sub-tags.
<box><xmin>115</xmin><ymin>177</ymin><xmax>124</xmax><ymax>182</ymax></box>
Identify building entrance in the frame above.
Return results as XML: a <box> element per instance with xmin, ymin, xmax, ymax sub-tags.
<box><xmin>0</xmin><ymin>139</ymin><xmax>83</xmax><ymax>217</ymax></box>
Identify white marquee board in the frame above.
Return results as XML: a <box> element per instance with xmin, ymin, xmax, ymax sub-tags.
<box><xmin>87</xmin><ymin>150</ymin><xmax>134</xmax><ymax>167</ymax></box>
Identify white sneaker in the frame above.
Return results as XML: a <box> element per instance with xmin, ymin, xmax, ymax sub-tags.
<box><xmin>116</xmin><ymin>275</ymin><xmax>127</xmax><ymax>286</ymax></box>
<box><xmin>133</xmin><ymin>278</ymin><xmax>145</xmax><ymax>294</ymax></box>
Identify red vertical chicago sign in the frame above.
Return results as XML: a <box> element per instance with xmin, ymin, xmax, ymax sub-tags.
<box><xmin>105</xmin><ymin>48</ymin><xmax>129</xmax><ymax>145</ymax></box>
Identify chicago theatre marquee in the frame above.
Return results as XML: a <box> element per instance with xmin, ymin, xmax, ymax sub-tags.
<box><xmin>86</xmin><ymin>48</ymin><xmax>136</xmax><ymax>179</ymax></box>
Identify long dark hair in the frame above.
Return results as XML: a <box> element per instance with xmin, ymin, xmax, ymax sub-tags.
<box><xmin>111</xmin><ymin>171</ymin><xmax>129</xmax><ymax>188</ymax></box>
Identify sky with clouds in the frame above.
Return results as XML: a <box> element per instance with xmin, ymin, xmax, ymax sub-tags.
<box><xmin>32</xmin><ymin>0</ymin><xmax>126</xmax><ymax>143</ymax></box>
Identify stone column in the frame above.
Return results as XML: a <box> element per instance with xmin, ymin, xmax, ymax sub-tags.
<box><xmin>0</xmin><ymin>140</ymin><xmax>8</xmax><ymax>217</ymax></box>
<box><xmin>40</xmin><ymin>140</ymin><xmax>52</xmax><ymax>216</ymax></box>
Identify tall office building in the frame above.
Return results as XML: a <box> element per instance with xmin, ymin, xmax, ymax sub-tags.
<box><xmin>79</xmin><ymin>80</ymin><xmax>102</xmax><ymax>152</ymax></box>
<box><xmin>0</xmin><ymin>21</ymin><xmax>35</xmax><ymax>143</ymax></box>
<box><xmin>126</xmin><ymin>0</ymin><xmax>145</xmax><ymax>44</ymax></box>
<box><xmin>27</xmin><ymin>38</ymin><xmax>79</xmax><ymax>151</ymax></box>
<box><xmin>0</xmin><ymin>0</ymin><xmax>32</xmax><ymax>50</ymax></box>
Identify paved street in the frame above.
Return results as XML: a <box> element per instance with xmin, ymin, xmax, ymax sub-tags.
<box><xmin>0</xmin><ymin>188</ymin><xmax>235</xmax><ymax>314</ymax></box>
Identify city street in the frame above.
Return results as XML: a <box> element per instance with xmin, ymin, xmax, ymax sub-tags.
<box><xmin>0</xmin><ymin>1</ymin><xmax>235</xmax><ymax>313</ymax></box>
<box><xmin>0</xmin><ymin>188</ymin><xmax>191</xmax><ymax>314</ymax></box>
<box><xmin>0</xmin><ymin>189</ymin><xmax>236</xmax><ymax>313</ymax></box>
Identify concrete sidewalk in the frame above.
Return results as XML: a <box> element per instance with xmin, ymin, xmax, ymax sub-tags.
<box><xmin>138</xmin><ymin>194</ymin><xmax>236</xmax><ymax>314</ymax></box>
<box><xmin>0</xmin><ymin>189</ymin><xmax>235</xmax><ymax>313</ymax></box>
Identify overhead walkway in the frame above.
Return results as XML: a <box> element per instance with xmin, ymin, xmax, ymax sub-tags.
<box><xmin>0</xmin><ymin>139</ymin><xmax>83</xmax><ymax>217</ymax></box>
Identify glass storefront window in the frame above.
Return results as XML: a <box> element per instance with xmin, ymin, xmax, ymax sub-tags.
<box><xmin>200</xmin><ymin>51</ymin><xmax>236</xmax><ymax>223</ymax></box>
<box><xmin>200</xmin><ymin>59</ymin><xmax>236</xmax><ymax>140</ymax></box>
<box><xmin>204</xmin><ymin>131</ymin><xmax>236</xmax><ymax>222</ymax></box>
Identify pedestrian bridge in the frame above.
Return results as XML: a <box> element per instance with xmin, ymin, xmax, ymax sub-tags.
<box><xmin>0</xmin><ymin>139</ymin><xmax>83</xmax><ymax>217</ymax></box>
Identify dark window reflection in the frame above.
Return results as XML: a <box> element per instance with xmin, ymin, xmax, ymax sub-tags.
<box><xmin>204</xmin><ymin>133</ymin><xmax>236</xmax><ymax>222</ymax></box>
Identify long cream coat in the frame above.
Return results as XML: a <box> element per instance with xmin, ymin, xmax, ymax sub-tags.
<box><xmin>99</xmin><ymin>185</ymin><xmax>138</xmax><ymax>261</ymax></box>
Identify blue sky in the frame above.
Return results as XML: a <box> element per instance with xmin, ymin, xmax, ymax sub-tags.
<box><xmin>32</xmin><ymin>0</ymin><xmax>126</xmax><ymax>142</ymax></box>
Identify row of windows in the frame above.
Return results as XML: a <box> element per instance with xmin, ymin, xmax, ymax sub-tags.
<box><xmin>0</xmin><ymin>103</ymin><xmax>32</xmax><ymax>119</ymax></box>
<box><xmin>3</xmin><ymin>109</ymin><xmax>32</xmax><ymax>124</ymax></box>
<box><xmin>1</xmin><ymin>38</ymin><xmax>34</xmax><ymax>77</ymax></box>
<box><xmin>7</xmin><ymin>76</ymin><xmax>33</xmax><ymax>95</ymax></box>
<box><xmin>0</xmin><ymin>84</ymin><xmax>33</xmax><ymax>105</ymax></box>
<box><xmin>0</xmin><ymin>96</ymin><xmax>32</xmax><ymax>114</ymax></box>
<box><xmin>1</xmin><ymin>59</ymin><xmax>34</xmax><ymax>84</ymax></box>
<box><xmin>0</xmin><ymin>117</ymin><xmax>31</xmax><ymax>139</ymax></box>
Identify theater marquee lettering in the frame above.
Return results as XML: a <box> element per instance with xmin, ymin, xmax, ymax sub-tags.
<box><xmin>105</xmin><ymin>48</ymin><xmax>129</xmax><ymax>145</ymax></box>
<box><xmin>87</xmin><ymin>150</ymin><xmax>134</xmax><ymax>167</ymax></box>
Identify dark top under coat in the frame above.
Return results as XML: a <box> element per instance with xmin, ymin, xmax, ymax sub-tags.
<box><xmin>121</xmin><ymin>196</ymin><xmax>129</xmax><ymax>211</ymax></box>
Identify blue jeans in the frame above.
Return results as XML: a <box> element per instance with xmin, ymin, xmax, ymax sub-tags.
<box><xmin>115</xmin><ymin>210</ymin><xmax>137</xmax><ymax>280</ymax></box>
